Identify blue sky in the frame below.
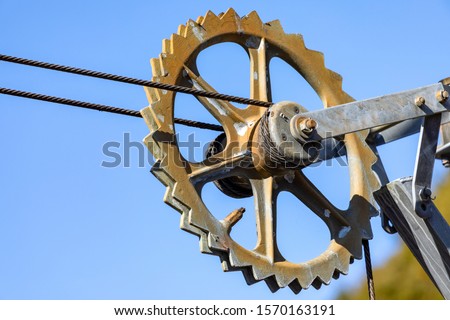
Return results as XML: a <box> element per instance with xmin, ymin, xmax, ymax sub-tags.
<box><xmin>0</xmin><ymin>0</ymin><xmax>449</xmax><ymax>299</ymax></box>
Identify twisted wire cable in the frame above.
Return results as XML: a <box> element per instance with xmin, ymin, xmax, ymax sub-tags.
<box><xmin>363</xmin><ymin>239</ymin><xmax>376</xmax><ymax>300</ymax></box>
<box><xmin>0</xmin><ymin>54</ymin><xmax>273</xmax><ymax>107</ymax></box>
<box><xmin>0</xmin><ymin>87</ymin><xmax>223</xmax><ymax>131</ymax></box>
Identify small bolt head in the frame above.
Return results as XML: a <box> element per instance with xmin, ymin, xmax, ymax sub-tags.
<box><xmin>415</xmin><ymin>96</ymin><xmax>426</xmax><ymax>107</ymax></box>
<box><xmin>419</xmin><ymin>187</ymin><xmax>433</xmax><ymax>200</ymax></box>
<box><xmin>281</xmin><ymin>133</ymin><xmax>287</xmax><ymax>141</ymax></box>
<box><xmin>436</xmin><ymin>90</ymin><xmax>449</xmax><ymax>103</ymax></box>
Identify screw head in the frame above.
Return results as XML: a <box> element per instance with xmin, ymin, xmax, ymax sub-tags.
<box><xmin>415</xmin><ymin>96</ymin><xmax>426</xmax><ymax>107</ymax></box>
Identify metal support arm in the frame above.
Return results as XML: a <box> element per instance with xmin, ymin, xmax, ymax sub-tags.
<box><xmin>374</xmin><ymin>178</ymin><xmax>450</xmax><ymax>299</ymax></box>
<box><xmin>292</xmin><ymin>82</ymin><xmax>449</xmax><ymax>140</ymax></box>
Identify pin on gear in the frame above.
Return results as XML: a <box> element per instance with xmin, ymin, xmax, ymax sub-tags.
<box><xmin>141</xmin><ymin>9</ymin><xmax>380</xmax><ymax>293</ymax></box>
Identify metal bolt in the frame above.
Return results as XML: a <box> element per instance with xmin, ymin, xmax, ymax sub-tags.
<box><xmin>419</xmin><ymin>187</ymin><xmax>433</xmax><ymax>201</ymax></box>
<box><xmin>294</xmin><ymin>107</ymin><xmax>299</xmax><ymax>114</ymax></box>
<box><xmin>436</xmin><ymin>90</ymin><xmax>449</xmax><ymax>103</ymax></box>
<box><xmin>443</xmin><ymin>159</ymin><xmax>450</xmax><ymax>168</ymax></box>
<box><xmin>281</xmin><ymin>133</ymin><xmax>287</xmax><ymax>141</ymax></box>
<box><xmin>299</xmin><ymin>118</ymin><xmax>317</xmax><ymax>134</ymax></box>
<box><xmin>415</xmin><ymin>96</ymin><xmax>426</xmax><ymax>107</ymax></box>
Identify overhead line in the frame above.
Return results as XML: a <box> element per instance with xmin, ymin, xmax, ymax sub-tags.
<box><xmin>0</xmin><ymin>87</ymin><xmax>223</xmax><ymax>131</ymax></box>
<box><xmin>0</xmin><ymin>54</ymin><xmax>273</xmax><ymax>107</ymax></box>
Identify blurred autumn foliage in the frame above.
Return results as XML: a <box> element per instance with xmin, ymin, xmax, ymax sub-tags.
<box><xmin>339</xmin><ymin>173</ymin><xmax>450</xmax><ymax>300</ymax></box>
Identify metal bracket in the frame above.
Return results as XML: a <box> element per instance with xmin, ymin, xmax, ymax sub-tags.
<box><xmin>374</xmin><ymin>177</ymin><xmax>450</xmax><ymax>299</ymax></box>
<box><xmin>374</xmin><ymin>92</ymin><xmax>449</xmax><ymax>297</ymax></box>
<box><xmin>412</xmin><ymin>113</ymin><xmax>442</xmax><ymax>218</ymax></box>
<box><xmin>436</xmin><ymin>111</ymin><xmax>450</xmax><ymax>167</ymax></box>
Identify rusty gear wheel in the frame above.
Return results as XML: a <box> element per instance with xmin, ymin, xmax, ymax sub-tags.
<box><xmin>141</xmin><ymin>9</ymin><xmax>380</xmax><ymax>293</ymax></box>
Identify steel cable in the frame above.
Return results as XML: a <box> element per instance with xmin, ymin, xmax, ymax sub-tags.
<box><xmin>0</xmin><ymin>54</ymin><xmax>273</xmax><ymax>107</ymax></box>
<box><xmin>363</xmin><ymin>239</ymin><xmax>376</xmax><ymax>300</ymax></box>
<box><xmin>0</xmin><ymin>87</ymin><xmax>223</xmax><ymax>131</ymax></box>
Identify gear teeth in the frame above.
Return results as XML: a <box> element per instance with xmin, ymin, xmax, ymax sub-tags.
<box><xmin>151</xmin><ymin>160</ymin><xmax>214</xmax><ymax>254</ymax></box>
<box><xmin>150</xmin><ymin>57</ymin><xmax>164</xmax><ymax>78</ymax></box>
<box><xmin>150</xmin><ymin>162</ymin><xmax>178</xmax><ymax>207</ymax></box>
<box><xmin>198</xmin><ymin>234</ymin><xmax>213</xmax><ymax>254</ymax></box>
<box><xmin>252</xmin><ymin>265</ymin><xmax>274</xmax><ymax>282</ymax></box>
<box><xmin>140</xmin><ymin>97</ymin><xmax>176</xmax><ymax>137</ymax></box>
<box><xmin>242</xmin><ymin>11</ymin><xmax>263</xmax><ymax>26</ymax></box>
<box><xmin>220</xmin><ymin>256</ymin><xmax>245</xmax><ymax>273</ymax></box>
<box><xmin>220</xmin><ymin>8</ymin><xmax>240</xmax><ymax>22</ymax></box>
<box><xmin>329</xmin><ymin>69</ymin><xmax>343</xmax><ymax>83</ymax></box>
<box><xmin>332</xmin><ymin>269</ymin><xmax>341</xmax><ymax>280</ymax></box>
<box><xmin>162</xmin><ymin>39</ymin><xmax>171</xmax><ymax>54</ymax></box>
<box><xmin>228</xmin><ymin>249</ymin><xmax>250</xmax><ymax>269</ymax></box>
<box><xmin>222</xmin><ymin>262</ymin><xmax>260</xmax><ymax>287</ymax></box>
<box><xmin>264</xmin><ymin>276</ymin><xmax>281</xmax><ymax>293</ymax></box>
<box><xmin>264</xmin><ymin>19</ymin><xmax>284</xmax><ymax>32</ymax></box>
<box><xmin>185</xmin><ymin>19</ymin><xmax>206</xmax><ymax>43</ymax></box>
<box><xmin>141</xmin><ymin>106</ymin><xmax>161</xmax><ymax>132</ymax></box>
<box><xmin>305</xmin><ymin>48</ymin><xmax>326</xmax><ymax>68</ymax></box>
<box><xmin>241</xmin><ymin>267</ymin><xmax>259</xmax><ymax>285</ymax></box>
<box><xmin>311</xmin><ymin>278</ymin><xmax>324</xmax><ymax>290</ymax></box>
<box><xmin>159</xmin><ymin>54</ymin><xmax>169</xmax><ymax>77</ymax></box>
<box><xmin>274</xmin><ymin>272</ymin><xmax>296</xmax><ymax>289</ymax></box>
<box><xmin>314</xmin><ymin>253</ymin><xmax>339</xmax><ymax>285</ymax></box>
<box><xmin>145</xmin><ymin>133</ymin><xmax>165</xmax><ymax>160</ymax></box>
<box><xmin>288</xmin><ymin>280</ymin><xmax>302</xmax><ymax>294</ymax></box>
<box><xmin>171</xmin><ymin>184</ymin><xmax>208</xmax><ymax>233</ymax></box>
<box><xmin>141</xmin><ymin>105</ymin><xmax>167</xmax><ymax>133</ymax></box>
<box><xmin>177</xmin><ymin>24</ymin><xmax>187</xmax><ymax>37</ymax></box>
<box><xmin>196</xmin><ymin>16</ymin><xmax>204</xmax><ymax>24</ymax></box>
<box><xmin>170</xmin><ymin>33</ymin><xmax>186</xmax><ymax>54</ymax></box>
<box><xmin>220</xmin><ymin>257</ymin><xmax>233</xmax><ymax>272</ymax></box>
<box><xmin>150</xmin><ymin>162</ymin><xmax>211</xmax><ymax>254</ymax></box>
<box><xmin>286</xmin><ymin>33</ymin><xmax>306</xmax><ymax>48</ymax></box>
<box><xmin>146</xmin><ymin>88</ymin><xmax>160</xmax><ymax>105</ymax></box>
<box><xmin>180</xmin><ymin>210</ymin><xmax>208</xmax><ymax>239</ymax></box>
<box><xmin>335</xmin><ymin>250</ymin><xmax>351</xmax><ymax>275</ymax></box>
<box><xmin>176</xmin><ymin>202</ymin><xmax>213</xmax><ymax>254</ymax></box>
<box><xmin>208</xmin><ymin>233</ymin><xmax>228</xmax><ymax>252</ymax></box>
<box><xmin>201</xmin><ymin>10</ymin><xmax>220</xmax><ymax>27</ymax></box>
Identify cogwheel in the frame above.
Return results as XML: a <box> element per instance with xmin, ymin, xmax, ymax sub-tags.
<box><xmin>141</xmin><ymin>9</ymin><xmax>380</xmax><ymax>293</ymax></box>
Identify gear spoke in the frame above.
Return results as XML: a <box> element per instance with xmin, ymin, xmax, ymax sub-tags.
<box><xmin>279</xmin><ymin>171</ymin><xmax>350</xmax><ymax>226</ymax></box>
<box><xmin>249</xmin><ymin>37</ymin><xmax>272</xmax><ymax>102</ymax></box>
<box><xmin>250</xmin><ymin>177</ymin><xmax>283</xmax><ymax>263</ymax></box>
<box><xmin>189</xmin><ymin>150</ymin><xmax>252</xmax><ymax>189</ymax></box>
<box><xmin>183</xmin><ymin>65</ymin><xmax>246</xmax><ymax>130</ymax></box>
